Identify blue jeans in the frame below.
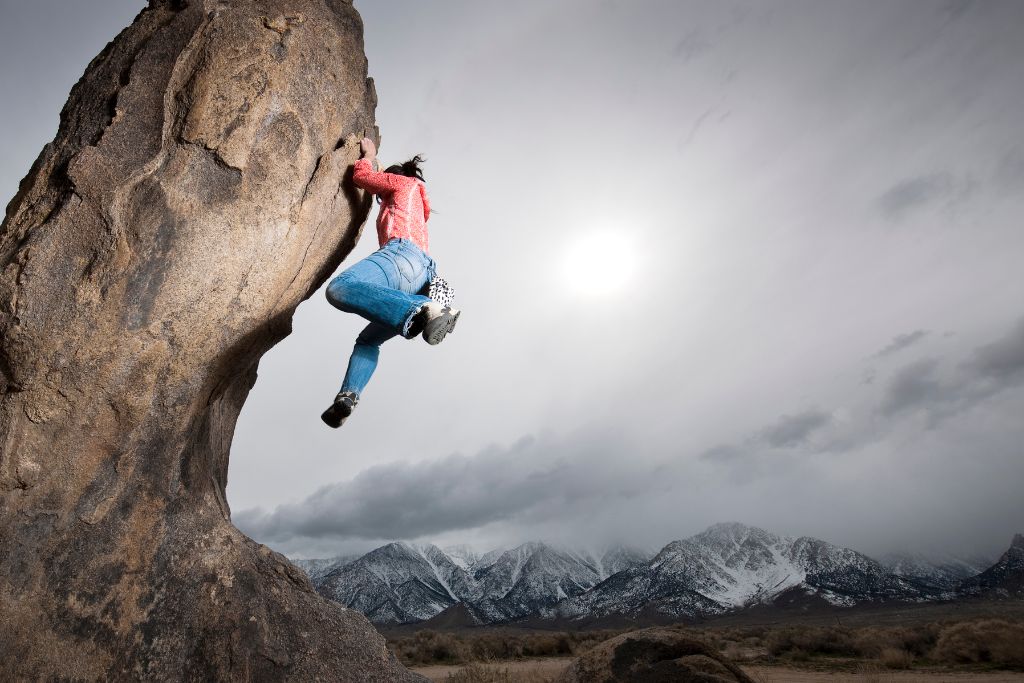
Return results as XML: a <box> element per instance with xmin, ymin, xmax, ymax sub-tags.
<box><xmin>326</xmin><ymin>239</ymin><xmax>436</xmax><ymax>397</ymax></box>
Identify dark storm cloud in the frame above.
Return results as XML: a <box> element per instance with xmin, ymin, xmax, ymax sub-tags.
<box><xmin>703</xmin><ymin>408</ymin><xmax>833</xmax><ymax>460</ymax></box>
<box><xmin>873</xmin><ymin>330</ymin><xmax>929</xmax><ymax>358</ymax></box>
<box><xmin>758</xmin><ymin>410</ymin><xmax>833</xmax><ymax>448</ymax></box>
<box><xmin>704</xmin><ymin>319</ymin><xmax>1024</xmax><ymax>465</ymax></box>
<box><xmin>877</xmin><ymin>172</ymin><xmax>973</xmax><ymax>221</ymax></box>
<box><xmin>699</xmin><ymin>409</ymin><xmax>834</xmax><ymax>474</ymax></box>
<box><xmin>235</xmin><ymin>432</ymin><xmax>662</xmax><ymax>544</ymax></box>
<box><xmin>700</xmin><ymin>444</ymin><xmax>745</xmax><ymax>462</ymax></box>
<box><xmin>880</xmin><ymin>317</ymin><xmax>1024</xmax><ymax>420</ymax></box>
<box><xmin>968</xmin><ymin>317</ymin><xmax>1024</xmax><ymax>382</ymax></box>
<box><xmin>880</xmin><ymin>358</ymin><xmax>951</xmax><ymax>416</ymax></box>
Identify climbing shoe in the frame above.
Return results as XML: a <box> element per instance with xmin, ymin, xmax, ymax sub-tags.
<box><xmin>320</xmin><ymin>391</ymin><xmax>359</xmax><ymax>428</ymax></box>
<box><xmin>413</xmin><ymin>302</ymin><xmax>460</xmax><ymax>345</ymax></box>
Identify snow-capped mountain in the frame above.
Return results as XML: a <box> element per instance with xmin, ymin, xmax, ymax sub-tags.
<box><xmin>959</xmin><ymin>534</ymin><xmax>1024</xmax><ymax>598</ymax></box>
<box><xmin>466</xmin><ymin>543</ymin><xmax>607</xmax><ymax>622</ymax></box>
<box><xmin>317</xmin><ymin>542</ymin><xmax>472</xmax><ymax>624</ymax></box>
<box><xmin>597</xmin><ymin>545</ymin><xmax>653</xmax><ymax>577</ymax></box>
<box><xmin>553</xmin><ymin>522</ymin><xmax>898</xmax><ymax>621</ymax></box>
<box><xmin>292</xmin><ymin>555</ymin><xmax>357</xmax><ymax>584</ymax></box>
<box><xmin>297</xmin><ymin>541</ymin><xmax>651</xmax><ymax>625</ymax></box>
<box><xmin>882</xmin><ymin>552</ymin><xmax>993</xmax><ymax>590</ymax></box>
<box><xmin>442</xmin><ymin>545</ymin><xmax>481</xmax><ymax>571</ymax></box>
<box><xmin>290</xmin><ymin>525</ymin><xmax>1021</xmax><ymax>626</ymax></box>
<box><xmin>787</xmin><ymin>534</ymin><xmax>922</xmax><ymax>602</ymax></box>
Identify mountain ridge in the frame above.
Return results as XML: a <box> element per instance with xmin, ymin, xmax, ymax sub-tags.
<box><xmin>290</xmin><ymin>523</ymin><xmax>1017</xmax><ymax>627</ymax></box>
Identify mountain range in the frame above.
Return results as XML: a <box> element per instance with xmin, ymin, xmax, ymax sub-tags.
<box><xmin>289</xmin><ymin>522</ymin><xmax>1020</xmax><ymax>627</ymax></box>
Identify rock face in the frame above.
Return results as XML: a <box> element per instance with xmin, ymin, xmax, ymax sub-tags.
<box><xmin>0</xmin><ymin>1</ymin><xmax>421</xmax><ymax>680</ymax></box>
<box><xmin>557</xmin><ymin>627</ymin><xmax>755</xmax><ymax>683</ymax></box>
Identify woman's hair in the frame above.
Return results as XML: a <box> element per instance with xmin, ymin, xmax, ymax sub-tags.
<box><xmin>384</xmin><ymin>155</ymin><xmax>426</xmax><ymax>182</ymax></box>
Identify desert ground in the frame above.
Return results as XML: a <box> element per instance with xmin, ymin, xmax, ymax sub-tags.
<box><xmin>412</xmin><ymin>659</ymin><xmax>1024</xmax><ymax>682</ymax></box>
<box><xmin>412</xmin><ymin>658</ymin><xmax>570</xmax><ymax>681</ymax></box>
<box><xmin>398</xmin><ymin>601</ymin><xmax>1024</xmax><ymax>682</ymax></box>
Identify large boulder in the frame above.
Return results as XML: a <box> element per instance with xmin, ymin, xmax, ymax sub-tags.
<box><xmin>0</xmin><ymin>0</ymin><xmax>422</xmax><ymax>680</ymax></box>
<box><xmin>557</xmin><ymin>627</ymin><xmax>755</xmax><ymax>683</ymax></box>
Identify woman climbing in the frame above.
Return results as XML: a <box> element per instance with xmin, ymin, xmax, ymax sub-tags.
<box><xmin>320</xmin><ymin>137</ymin><xmax>459</xmax><ymax>428</ymax></box>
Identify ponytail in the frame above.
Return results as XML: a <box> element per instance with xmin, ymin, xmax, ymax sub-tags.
<box><xmin>384</xmin><ymin>155</ymin><xmax>426</xmax><ymax>182</ymax></box>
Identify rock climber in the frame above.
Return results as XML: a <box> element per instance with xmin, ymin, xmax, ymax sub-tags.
<box><xmin>320</xmin><ymin>137</ymin><xmax>459</xmax><ymax>428</ymax></box>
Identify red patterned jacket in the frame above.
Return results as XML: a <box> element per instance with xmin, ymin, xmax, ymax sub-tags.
<box><xmin>352</xmin><ymin>158</ymin><xmax>431</xmax><ymax>254</ymax></box>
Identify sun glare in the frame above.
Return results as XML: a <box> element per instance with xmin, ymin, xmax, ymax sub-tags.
<box><xmin>562</xmin><ymin>232</ymin><xmax>638</xmax><ymax>297</ymax></box>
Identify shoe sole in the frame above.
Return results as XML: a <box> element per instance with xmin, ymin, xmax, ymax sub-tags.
<box><xmin>320</xmin><ymin>409</ymin><xmax>343</xmax><ymax>429</ymax></box>
<box><xmin>320</xmin><ymin>402</ymin><xmax>353</xmax><ymax>429</ymax></box>
<box><xmin>425</xmin><ymin>310</ymin><xmax>460</xmax><ymax>345</ymax></box>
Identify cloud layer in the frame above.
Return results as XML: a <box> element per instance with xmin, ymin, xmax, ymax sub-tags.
<box><xmin>237</xmin><ymin>318</ymin><xmax>1024</xmax><ymax>559</ymax></box>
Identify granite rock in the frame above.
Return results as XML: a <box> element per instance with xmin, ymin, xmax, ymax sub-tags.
<box><xmin>0</xmin><ymin>1</ymin><xmax>421</xmax><ymax>680</ymax></box>
<box><xmin>557</xmin><ymin>627</ymin><xmax>755</xmax><ymax>683</ymax></box>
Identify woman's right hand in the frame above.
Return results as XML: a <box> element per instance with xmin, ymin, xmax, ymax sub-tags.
<box><xmin>360</xmin><ymin>137</ymin><xmax>377</xmax><ymax>160</ymax></box>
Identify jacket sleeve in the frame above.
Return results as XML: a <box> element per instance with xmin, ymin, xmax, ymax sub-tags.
<box><xmin>419</xmin><ymin>183</ymin><xmax>431</xmax><ymax>221</ymax></box>
<box><xmin>352</xmin><ymin>157</ymin><xmax>406</xmax><ymax>195</ymax></box>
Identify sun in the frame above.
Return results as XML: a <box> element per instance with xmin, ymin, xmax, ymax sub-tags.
<box><xmin>561</xmin><ymin>231</ymin><xmax>638</xmax><ymax>297</ymax></box>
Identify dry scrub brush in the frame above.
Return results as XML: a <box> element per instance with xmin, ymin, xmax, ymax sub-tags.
<box><xmin>389</xmin><ymin>629</ymin><xmax>622</xmax><ymax>666</ymax></box>
<box><xmin>721</xmin><ymin>618</ymin><xmax>1024</xmax><ymax>670</ymax></box>
<box><xmin>931</xmin><ymin>619</ymin><xmax>1024</xmax><ymax>668</ymax></box>
<box><xmin>443</xmin><ymin>663</ymin><xmax>555</xmax><ymax>683</ymax></box>
<box><xmin>390</xmin><ymin>617</ymin><xmax>1024</xmax><ymax>671</ymax></box>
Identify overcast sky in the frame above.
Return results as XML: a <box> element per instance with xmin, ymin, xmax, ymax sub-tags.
<box><xmin>2</xmin><ymin>0</ymin><xmax>1023</xmax><ymax>562</ymax></box>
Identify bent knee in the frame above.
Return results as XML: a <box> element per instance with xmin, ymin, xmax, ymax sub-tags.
<box><xmin>326</xmin><ymin>277</ymin><xmax>352</xmax><ymax>308</ymax></box>
<box><xmin>354</xmin><ymin>337</ymin><xmax>384</xmax><ymax>352</ymax></box>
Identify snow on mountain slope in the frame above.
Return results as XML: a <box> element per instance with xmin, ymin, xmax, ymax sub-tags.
<box><xmin>289</xmin><ymin>523</ymin><xmax>1009</xmax><ymax>626</ymax></box>
<box><xmin>294</xmin><ymin>540</ymin><xmax>651</xmax><ymax>625</ymax></box>
<box><xmin>597</xmin><ymin>545</ymin><xmax>653</xmax><ymax>577</ymax></box>
<box><xmin>792</xmin><ymin>535</ymin><xmax>927</xmax><ymax>604</ymax></box>
<box><xmin>442</xmin><ymin>544</ymin><xmax>481</xmax><ymax>571</ymax></box>
<box><xmin>960</xmin><ymin>534</ymin><xmax>1024</xmax><ymax>598</ymax></box>
<box><xmin>556</xmin><ymin>523</ymin><xmax>800</xmax><ymax>620</ymax></box>
<box><xmin>291</xmin><ymin>555</ymin><xmax>357</xmax><ymax>584</ymax></box>
<box><xmin>470</xmin><ymin>542</ymin><xmax>548</xmax><ymax>599</ymax></box>
<box><xmin>557</xmin><ymin>522</ymin><xmax>931</xmax><ymax>621</ymax></box>
<box><xmin>468</xmin><ymin>542</ymin><xmax>609</xmax><ymax>621</ymax></box>
<box><xmin>316</xmin><ymin>542</ymin><xmax>466</xmax><ymax>624</ymax></box>
<box><xmin>688</xmin><ymin>523</ymin><xmax>809</xmax><ymax>605</ymax></box>
<box><xmin>882</xmin><ymin>551</ymin><xmax>992</xmax><ymax>590</ymax></box>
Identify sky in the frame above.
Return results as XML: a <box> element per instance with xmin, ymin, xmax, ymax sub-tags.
<box><xmin>2</xmin><ymin>0</ymin><xmax>1023</xmax><ymax>563</ymax></box>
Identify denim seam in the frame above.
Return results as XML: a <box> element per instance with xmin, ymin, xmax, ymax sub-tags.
<box><xmin>401</xmin><ymin>306</ymin><xmax>421</xmax><ymax>338</ymax></box>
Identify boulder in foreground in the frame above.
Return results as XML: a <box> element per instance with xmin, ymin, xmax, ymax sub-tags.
<box><xmin>557</xmin><ymin>627</ymin><xmax>755</xmax><ymax>683</ymax></box>
<box><xmin>0</xmin><ymin>0</ymin><xmax>422</xmax><ymax>680</ymax></box>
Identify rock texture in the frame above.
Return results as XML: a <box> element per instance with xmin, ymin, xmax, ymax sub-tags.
<box><xmin>0</xmin><ymin>1</ymin><xmax>421</xmax><ymax>680</ymax></box>
<box><xmin>557</xmin><ymin>627</ymin><xmax>755</xmax><ymax>683</ymax></box>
